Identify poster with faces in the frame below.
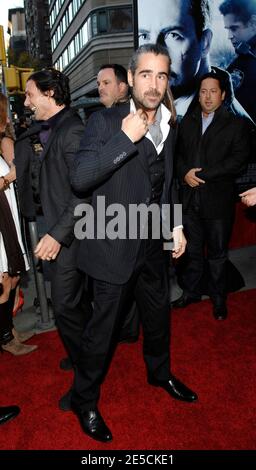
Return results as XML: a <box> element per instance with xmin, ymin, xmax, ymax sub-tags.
<box><xmin>136</xmin><ymin>0</ymin><xmax>235</xmax><ymax>66</ymax></box>
<box><xmin>135</xmin><ymin>0</ymin><xmax>256</xmax><ymax>177</ymax></box>
<box><xmin>134</xmin><ymin>0</ymin><xmax>255</xmax><ymax>124</ymax></box>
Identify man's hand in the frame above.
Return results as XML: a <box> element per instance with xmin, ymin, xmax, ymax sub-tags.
<box><xmin>34</xmin><ymin>234</ymin><xmax>61</xmax><ymax>261</ymax></box>
<box><xmin>8</xmin><ymin>162</ymin><xmax>16</xmax><ymax>182</ymax></box>
<box><xmin>121</xmin><ymin>109</ymin><xmax>148</xmax><ymax>143</ymax></box>
<box><xmin>172</xmin><ymin>228</ymin><xmax>187</xmax><ymax>259</ymax></box>
<box><xmin>240</xmin><ymin>187</ymin><xmax>256</xmax><ymax>207</ymax></box>
<box><xmin>184</xmin><ymin>168</ymin><xmax>205</xmax><ymax>187</ymax></box>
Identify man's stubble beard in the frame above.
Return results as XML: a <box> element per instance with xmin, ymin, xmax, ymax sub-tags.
<box><xmin>131</xmin><ymin>89</ymin><xmax>163</xmax><ymax>113</ymax></box>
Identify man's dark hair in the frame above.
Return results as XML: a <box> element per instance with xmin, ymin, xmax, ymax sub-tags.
<box><xmin>219</xmin><ymin>0</ymin><xmax>256</xmax><ymax>24</ymax></box>
<box><xmin>129</xmin><ymin>43</ymin><xmax>171</xmax><ymax>76</ymax></box>
<box><xmin>189</xmin><ymin>0</ymin><xmax>212</xmax><ymax>39</ymax></box>
<box><xmin>27</xmin><ymin>68</ymin><xmax>71</xmax><ymax>106</ymax></box>
<box><xmin>199</xmin><ymin>69</ymin><xmax>228</xmax><ymax>94</ymax></box>
<box><xmin>98</xmin><ymin>64</ymin><xmax>128</xmax><ymax>84</ymax></box>
<box><xmin>190</xmin><ymin>67</ymin><xmax>235</xmax><ymax>110</ymax></box>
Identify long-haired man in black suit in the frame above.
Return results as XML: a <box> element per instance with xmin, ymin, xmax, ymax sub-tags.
<box><xmin>15</xmin><ymin>69</ymin><xmax>93</xmax><ymax>405</ymax></box>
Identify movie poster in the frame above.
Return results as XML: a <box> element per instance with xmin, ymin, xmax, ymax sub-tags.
<box><xmin>133</xmin><ymin>0</ymin><xmax>256</xmax><ymax>126</ymax></box>
<box><xmin>133</xmin><ymin>0</ymin><xmax>256</xmax><ymax>185</ymax></box>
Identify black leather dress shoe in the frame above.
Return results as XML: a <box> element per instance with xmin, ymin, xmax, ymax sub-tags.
<box><xmin>71</xmin><ymin>405</ymin><xmax>112</xmax><ymax>442</ymax></box>
<box><xmin>213</xmin><ymin>304</ymin><xmax>228</xmax><ymax>320</ymax></box>
<box><xmin>171</xmin><ymin>293</ymin><xmax>201</xmax><ymax>309</ymax></box>
<box><xmin>59</xmin><ymin>389</ymin><xmax>72</xmax><ymax>411</ymax></box>
<box><xmin>148</xmin><ymin>375</ymin><xmax>198</xmax><ymax>402</ymax></box>
<box><xmin>0</xmin><ymin>405</ymin><xmax>20</xmax><ymax>425</ymax></box>
<box><xmin>59</xmin><ymin>356</ymin><xmax>73</xmax><ymax>371</ymax></box>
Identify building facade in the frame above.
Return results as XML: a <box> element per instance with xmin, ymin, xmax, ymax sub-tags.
<box><xmin>24</xmin><ymin>0</ymin><xmax>52</xmax><ymax>67</ymax></box>
<box><xmin>49</xmin><ymin>0</ymin><xmax>134</xmax><ymax>106</ymax></box>
<box><xmin>8</xmin><ymin>8</ymin><xmax>27</xmax><ymax>65</ymax></box>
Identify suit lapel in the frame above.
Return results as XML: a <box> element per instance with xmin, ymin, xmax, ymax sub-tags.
<box><xmin>16</xmin><ymin>122</ymin><xmax>42</xmax><ymax>141</ymax></box>
<box><xmin>201</xmin><ymin>106</ymin><xmax>230</xmax><ymax>143</ymax></box>
<box><xmin>39</xmin><ymin>129</ymin><xmax>56</xmax><ymax>163</ymax></box>
<box><xmin>162</xmin><ymin>127</ymin><xmax>174</xmax><ymax>198</ymax></box>
<box><xmin>40</xmin><ymin>109</ymin><xmax>72</xmax><ymax>163</ymax></box>
<box><xmin>116</xmin><ymin>103</ymin><xmax>149</xmax><ymax>175</ymax></box>
<box><xmin>164</xmin><ymin>128</ymin><xmax>172</xmax><ymax>178</ymax></box>
<box><xmin>136</xmin><ymin>138</ymin><xmax>150</xmax><ymax>174</ymax></box>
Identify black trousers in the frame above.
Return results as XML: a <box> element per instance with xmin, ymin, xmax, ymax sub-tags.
<box><xmin>50</xmin><ymin>239</ymin><xmax>93</xmax><ymax>363</ymax></box>
<box><xmin>182</xmin><ymin>207</ymin><xmax>233</xmax><ymax>304</ymax></box>
<box><xmin>72</xmin><ymin>238</ymin><xmax>170</xmax><ymax>411</ymax></box>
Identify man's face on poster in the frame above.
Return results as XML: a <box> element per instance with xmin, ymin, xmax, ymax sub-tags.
<box><xmin>223</xmin><ymin>13</ymin><xmax>256</xmax><ymax>50</ymax></box>
<box><xmin>138</xmin><ymin>0</ymin><xmax>205</xmax><ymax>90</ymax></box>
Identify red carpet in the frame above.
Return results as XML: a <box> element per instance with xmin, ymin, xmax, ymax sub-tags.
<box><xmin>0</xmin><ymin>289</ymin><xmax>256</xmax><ymax>450</ymax></box>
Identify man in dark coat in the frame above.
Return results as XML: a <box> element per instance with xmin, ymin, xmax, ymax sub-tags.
<box><xmin>176</xmin><ymin>70</ymin><xmax>250</xmax><ymax>319</ymax></box>
<box><xmin>138</xmin><ymin>0</ymin><xmax>253</xmax><ymax>307</ymax></box>
<box><xmin>70</xmin><ymin>44</ymin><xmax>198</xmax><ymax>443</ymax></box>
<box><xmin>15</xmin><ymin>69</ymin><xmax>92</xmax><ymax>400</ymax></box>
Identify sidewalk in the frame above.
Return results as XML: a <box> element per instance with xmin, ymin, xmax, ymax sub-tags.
<box><xmin>13</xmin><ymin>264</ymin><xmax>55</xmax><ymax>334</ymax></box>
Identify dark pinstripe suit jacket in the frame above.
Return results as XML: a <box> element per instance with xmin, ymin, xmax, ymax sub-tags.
<box><xmin>72</xmin><ymin>103</ymin><xmax>176</xmax><ymax>284</ymax></box>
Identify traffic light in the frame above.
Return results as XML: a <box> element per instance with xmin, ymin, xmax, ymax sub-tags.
<box><xmin>0</xmin><ymin>25</ymin><xmax>6</xmax><ymax>66</ymax></box>
<box><xmin>3</xmin><ymin>66</ymin><xmax>33</xmax><ymax>93</ymax></box>
<box><xmin>3</xmin><ymin>66</ymin><xmax>19</xmax><ymax>90</ymax></box>
<box><xmin>20</xmin><ymin>70</ymin><xmax>33</xmax><ymax>91</ymax></box>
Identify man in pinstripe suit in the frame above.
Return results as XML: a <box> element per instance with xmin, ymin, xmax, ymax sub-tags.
<box><xmin>70</xmin><ymin>44</ymin><xmax>198</xmax><ymax>443</ymax></box>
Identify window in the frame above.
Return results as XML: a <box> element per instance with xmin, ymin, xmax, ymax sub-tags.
<box><xmin>91</xmin><ymin>7</ymin><xmax>133</xmax><ymax>37</ymax></box>
<box><xmin>74</xmin><ymin>33</ymin><xmax>80</xmax><ymax>54</ymax></box>
<box><xmin>51</xmin><ymin>0</ymin><xmax>86</xmax><ymax>49</ymax></box>
<box><xmin>63</xmin><ymin>49</ymin><xmax>68</xmax><ymax>68</ymax></box>
<box><xmin>91</xmin><ymin>14</ymin><xmax>97</xmax><ymax>36</ymax></box>
<box><xmin>68</xmin><ymin>3</ymin><xmax>73</xmax><ymax>22</ymax></box>
<box><xmin>62</xmin><ymin>15</ymin><xmax>66</xmax><ymax>31</ymax></box>
<box><xmin>87</xmin><ymin>16</ymin><xmax>91</xmax><ymax>40</ymax></box>
<box><xmin>80</xmin><ymin>21</ymin><xmax>89</xmax><ymax>47</ymax></box>
<box><xmin>69</xmin><ymin>40</ymin><xmax>75</xmax><ymax>60</ymax></box>
<box><xmin>98</xmin><ymin>11</ymin><xmax>107</xmax><ymax>33</ymax></box>
<box><xmin>73</xmin><ymin>0</ymin><xmax>78</xmax><ymax>16</ymax></box>
<box><xmin>109</xmin><ymin>8</ymin><xmax>132</xmax><ymax>33</ymax></box>
<box><xmin>53</xmin><ymin>6</ymin><xmax>132</xmax><ymax>70</ymax></box>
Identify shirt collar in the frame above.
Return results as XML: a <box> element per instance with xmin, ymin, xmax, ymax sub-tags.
<box><xmin>201</xmin><ymin>111</ymin><xmax>215</xmax><ymax>121</ymax></box>
<box><xmin>130</xmin><ymin>99</ymin><xmax>171</xmax><ymax>125</ymax></box>
<box><xmin>45</xmin><ymin>106</ymin><xmax>68</xmax><ymax>129</ymax></box>
<box><xmin>129</xmin><ymin>99</ymin><xmax>171</xmax><ymax>152</ymax></box>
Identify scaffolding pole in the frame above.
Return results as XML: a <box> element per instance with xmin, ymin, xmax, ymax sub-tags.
<box><xmin>28</xmin><ymin>221</ymin><xmax>55</xmax><ymax>330</ymax></box>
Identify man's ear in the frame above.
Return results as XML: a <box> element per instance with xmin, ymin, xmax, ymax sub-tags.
<box><xmin>127</xmin><ymin>70</ymin><xmax>134</xmax><ymax>87</ymax></box>
<box><xmin>201</xmin><ymin>29</ymin><xmax>213</xmax><ymax>58</ymax></box>
<box><xmin>119</xmin><ymin>81</ymin><xmax>129</xmax><ymax>97</ymax></box>
<box><xmin>221</xmin><ymin>90</ymin><xmax>226</xmax><ymax>102</ymax></box>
